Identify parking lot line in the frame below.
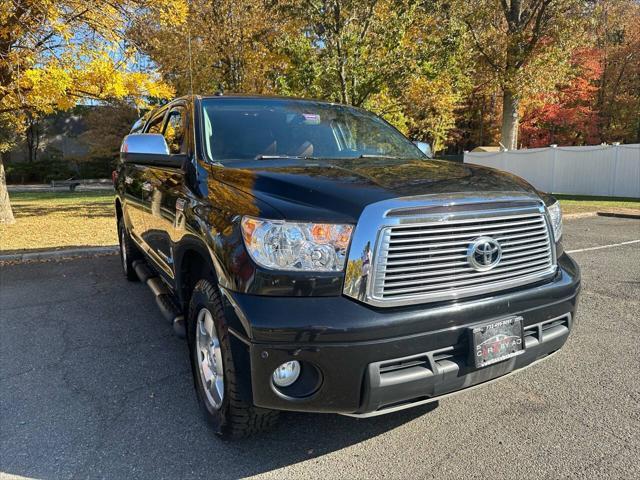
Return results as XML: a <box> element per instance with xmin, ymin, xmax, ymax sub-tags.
<box><xmin>566</xmin><ymin>239</ymin><xmax>640</xmax><ymax>254</ymax></box>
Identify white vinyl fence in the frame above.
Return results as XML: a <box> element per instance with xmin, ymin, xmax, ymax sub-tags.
<box><xmin>464</xmin><ymin>144</ymin><xmax>640</xmax><ymax>198</ymax></box>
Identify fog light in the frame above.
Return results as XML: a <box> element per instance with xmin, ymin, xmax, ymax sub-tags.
<box><xmin>272</xmin><ymin>361</ymin><xmax>301</xmax><ymax>387</ymax></box>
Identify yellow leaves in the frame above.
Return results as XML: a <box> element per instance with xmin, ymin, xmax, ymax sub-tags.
<box><xmin>129</xmin><ymin>0</ymin><xmax>283</xmax><ymax>95</ymax></box>
<box><xmin>49</xmin><ymin>6</ymin><xmax>72</xmax><ymax>42</ymax></box>
<box><xmin>153</xmin><ymin>0</ymin><xmax>188</xmax><ymax>26</ymax></box>
<box><xmin>141</xmin><ymin>78</ymin><xmax>174</xmax><ymax>101</ymax></box>
<box><xmin>72</xmin><ymin>53</ymin><xmax>175</xmax><ymax>106</ymax></box>
<box><xmin>0</xmin><ymin>0</ymin><xmax>182</xmax><ymax>139</ymax></box>
<box><xmin>10</xmin><ymin>47</ymin><xmax>173</xmax><ymax>116</ymax></box>
<box><xmin>404</xmin><ymin>75</ymin><xmax>462</xmax><ymax>152</ymax></box>
<box><xmin>364</xmin><ymin>90</ymin><xmax>410</xmax><ymax>135</ymax></box>
<box><xmin>77</xmin><ymin>55</ymin><xmax>128</xmax><ymax>99</ymax></box>
<box><xmin>135</xmin><ymin>0</ymin><xmax>189</xmax><ymax>28</ymax></box>
<box><xmin>21</xmin><ymin>65</ymin><xmax>74</xmax><ymax>113</ymax></box>
<box><xmin>122</xmin><ymin>72</ymin><xmax>175</xmax><ymax>107</ymax></box>
<box><xmin>407</xmin><ymin>76</ymin><xmax>461</xmax><ymax>117</ymax></box>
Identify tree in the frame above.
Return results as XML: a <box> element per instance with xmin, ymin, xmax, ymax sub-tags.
<box><xmin>23</xmin><ymin>114</ymin><xmax>43</xmax><ymax>164</ymax></box>
<box><xmin>594</xmin><ymin>0</ymin><xmax>640</xmax><ymax>143</ymax></box>
<box><xmin>276</xmin><ymin>0</ymin><xmax>477</xmax><ymax>144</ymax></box>
<box><xmin>133</xmin><ymin>0</ymin><xmax>453</xmax><ymax>137</ymax></box>
<box><xmin>0</xmin><ymin>0</ymin><xmax>185</xmax><ymax>224</ymax></box>
<box><xmin>398</xmin><ymin>5</ymin><xmax>473</xmax><ymax>152</ymax></box>
<box><xmin>130</xmin><ymin>0</ymin><xmax>289</xmax><ymax>95</ymax></box>
<box><xmin>81</xmin><ymin>103</ymin><xmax>140</xmax><ymax>162</ymax></box>
<box><xmin>458</xmin><ymin>0</ymin><xmax>589</xmax><ymax>149</ymax></box>
<box><xmin>0</xmin><ymin>155</ymin><xmax>12</xmax><ymax>224</ymax></box>
<box><xmin>0</xmin><ymin>113</ymin><xmax>16</xmax><ymax>222</ymax></box>
<box><xmin>279</xmin><ymin>0</ymin><xmax>420</xmax><ymax>107</ymax></box>
<box><xmin>518</xmin><ymin>0</ymin><xmax>640</xmax><ymax>147</ymax></box>
<box><xmin>402</xmin><ymin>75</ymin><xmax>462</xmax><ymax>153</ymax></box>
<box><xmin>520</xmin><ymin>48</ymin><xmax>603</xmax><ymax>147</ymax></box>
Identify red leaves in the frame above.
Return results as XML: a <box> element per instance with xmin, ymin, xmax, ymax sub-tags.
<box><xmin>520</xmin><ymin>48</ymin><xmax>604</xmax><ymax>147</ymax></box>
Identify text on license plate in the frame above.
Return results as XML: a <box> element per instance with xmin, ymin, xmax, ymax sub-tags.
<box><xmin>471</xmin><ymin>316</ymin><xmax>524</xmax><ymax>368</ymax></box>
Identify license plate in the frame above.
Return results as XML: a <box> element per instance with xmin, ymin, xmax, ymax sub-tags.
<box><xmin>470</xmin><ymin>316</ymin><xmax>524</xmax><ymax>368</ymax></box>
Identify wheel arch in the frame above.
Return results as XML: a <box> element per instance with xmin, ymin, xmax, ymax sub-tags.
<box><xmin>175</xmin><ymin>236</ymin><xmax>252</xmax><ymax>337</ymax></box>
<box><xmin>175</xmin><ymin>240</ymin><xmax>217</xmax><ymax>310</ymax></box>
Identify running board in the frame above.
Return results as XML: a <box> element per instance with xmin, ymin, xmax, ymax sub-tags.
<box><xmin>133</xmin><ymin>260</ymin><xmax>153</xmax><ymax>283</ymax></box>
<box><xmin>133</xmin><ymin>260</ymin><xmax>186</xmax><ymax>338</ymax></box>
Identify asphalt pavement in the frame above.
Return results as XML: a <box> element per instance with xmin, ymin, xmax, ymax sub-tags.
<box><xmin>1</xmin><ymin>216</ymin><xmax>639</xmax><ymax>480</ymax></box>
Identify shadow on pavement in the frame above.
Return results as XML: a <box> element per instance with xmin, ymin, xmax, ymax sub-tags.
<box><xmin>0</xmin><ymin>256</ymin><xmax>438</xmax><ymax>480</ymax></box>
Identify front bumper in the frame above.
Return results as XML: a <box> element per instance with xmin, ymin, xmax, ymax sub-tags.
<box><xmin>224</xmin><ymin>253</ymin><xmax>580</xmax><ymax>416</ymax></box>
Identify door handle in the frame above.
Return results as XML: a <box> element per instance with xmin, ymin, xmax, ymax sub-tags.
<box><xmin>142</xmin><ymin>182</ymin><xmax>154</xmax><ymax>192</ymax></box>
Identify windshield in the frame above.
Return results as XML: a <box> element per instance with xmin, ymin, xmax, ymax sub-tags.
<box><xmin>201</xmin><ymin>98</ymin><xmax>422</xmax><ymax>161</ymax></box>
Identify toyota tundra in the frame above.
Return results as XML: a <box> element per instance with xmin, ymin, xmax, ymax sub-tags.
<box><xmin>114</xmin><ymin>95</ymin><xmax>580</xmax><ymax>439</ymax></box>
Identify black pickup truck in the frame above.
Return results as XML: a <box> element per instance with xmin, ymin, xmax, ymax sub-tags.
<box><xmin>114</xmin><ymin>95</ymin><xmax>580</xmax><ymax>439</ymax></box>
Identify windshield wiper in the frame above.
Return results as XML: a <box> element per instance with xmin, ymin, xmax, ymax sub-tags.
<box><xmin>359</xmin><ymin>154</ymin><xmax>400</xmax><ymax>159</ymax></box>
<box><xmin>255</xmin><ymin>154</ymin><xmax>315</xmax><ymax>160</ymax></box>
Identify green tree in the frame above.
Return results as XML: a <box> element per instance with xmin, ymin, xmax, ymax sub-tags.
<box><xmin>278</xmin><ymin>0</ymin><xmax>420</xmax><ymax>107</ymax></box>
<box><xmin>399</xmin><ymin>5</ymin><xmax>473</xmax><ymax>152</ymax></box>
<box><xmin>595</xmin><ymin>0</ymin><xmax>640</xmax><ymax>142</ymax></box>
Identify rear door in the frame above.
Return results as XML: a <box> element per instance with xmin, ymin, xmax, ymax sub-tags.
<box><xmin>141</xmin><ymin>102</ymin><xmax>190</xmax><ymax>279</ymax></box>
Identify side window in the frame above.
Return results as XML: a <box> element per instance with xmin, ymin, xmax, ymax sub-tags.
<box><xmin>163</xmin><ymin>107</ymin><xmax>187</xmax><ymax>154</ymax></box>
<box><xmin>130</xmin><ymin>117</ymin><xmax>145</xmax><ymax>134</ymax></box>
<box><xmin>145</xmin><ymin>113</ymin><xmax>165</xmax><ymax>134</ymax></box>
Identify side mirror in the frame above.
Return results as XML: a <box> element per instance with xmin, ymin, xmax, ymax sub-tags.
<box><xmin>120</xmin><ymin>134</ymin><xmax>186</xmax><ymax>168</ymax></box>
<box><xmin>413</xmin><ymin>140</ymin><xmax>433</xmax><ymax>159</ymax></box>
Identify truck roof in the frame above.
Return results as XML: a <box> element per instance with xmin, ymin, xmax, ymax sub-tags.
<box><xmin>195</xmin><ymin>94</ymin><xmax>344</xmax><ymax>106</ymax></box>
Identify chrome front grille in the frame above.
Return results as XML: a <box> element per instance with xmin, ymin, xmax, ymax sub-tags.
<box><xmin>370</xmin><ymin>210</ymin><xmax>555</xmax><ymax>304</ymax></box>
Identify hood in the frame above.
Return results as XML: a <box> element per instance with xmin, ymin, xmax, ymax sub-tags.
<box><xmin>210</xmin><ymin>157</ymin><xmax>540</xmax><ymax>223</ymax></box>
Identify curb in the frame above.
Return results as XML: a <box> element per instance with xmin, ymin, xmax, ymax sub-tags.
<box><xmin>597</xmin><ymin>211</ymin><xmax>640</xmax><ymax>220</ymax></box>
<box><xmin>564</xmin><ymin>211</ymin><xmax>640</xmax><ymax>220</ymax></box>
<box><xmin>0</xmin><ymin>246</ymin><xmax>119</xmax><ymax>264</ymax></box>
<box><xmin>564</xmin><ymin>212</ymin><xmax>597</xmax><ymax>220</ymax></box>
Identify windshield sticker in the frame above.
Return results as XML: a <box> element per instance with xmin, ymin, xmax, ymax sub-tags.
<box><xmin>302</xmin><ymin>113</ymin><xmax>321</xmax><ymax>125</ymax></box>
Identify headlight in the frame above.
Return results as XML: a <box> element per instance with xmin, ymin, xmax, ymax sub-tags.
<box><xmin>241</xmin><ymin>217</ymin><xmax>353</xmax><ymax>272</ymax></box>
<box><xmin>547</xmin><ymin>201</ymin><xmax>562</xmax><ymax>241</ymax></box>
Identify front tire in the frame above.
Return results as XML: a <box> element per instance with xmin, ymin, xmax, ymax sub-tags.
<box><xmin>188</xmin><ymin>279</ymin><xmax>279</xmax><ymax>439</ymax></box>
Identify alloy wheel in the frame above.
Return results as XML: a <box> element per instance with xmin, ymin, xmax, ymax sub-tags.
<box><xmin>196</xmin><ymin>308</ymin><xmax>225</xmax><ymax>409</ymax></box>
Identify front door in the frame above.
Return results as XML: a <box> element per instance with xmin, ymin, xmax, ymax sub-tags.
<box><xmin>124</xmin><ymin>110</ymin><xmax>166</xmax><ymax>247</ymax></box>
<box><xmin>142</xmin><ymin>104</ymin><xmax>189</xmax><ymax>279</ymax></box>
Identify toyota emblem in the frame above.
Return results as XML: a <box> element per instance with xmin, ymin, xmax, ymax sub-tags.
<box><xmin>467</xmin><ymin>236</ymin><xmax>502</xmax><ymax>271</ymax></box>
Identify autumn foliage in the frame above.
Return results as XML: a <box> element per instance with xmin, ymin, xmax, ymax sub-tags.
<box><xmin>2</xmin><ymin>0</ymin><xmax>639</xmax><ymax>224</ymax></box>
<box><xmin>1</xmin><ymin>0</ymin><xmax>639</xmax><ymax>156</ymax></box>
<box><xmin>0</xmin><ymin>0</ymin><xmax>187</xmax><ymax>222</ymax></box>
<box><xmin>520</xmin><ymin>49</ymin><xmax>605</xmax><ymax>148</ymax></box>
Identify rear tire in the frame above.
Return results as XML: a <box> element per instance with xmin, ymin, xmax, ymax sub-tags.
<box><xmin>118</xmin><ymin>217</ymin><xmax>141</xmax><ymax>281</ymax></box>
<box><xmin>188</xmin><ymin>279</ymin><xmax>279</xmax><ymax>439</ymax></box>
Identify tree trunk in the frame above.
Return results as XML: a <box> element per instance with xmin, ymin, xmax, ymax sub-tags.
<box><xmin>501</xmin><ymin>88</ymin><xmax>519</xmax><ymax>150</ymax></box>
<box><xmin>0</xmin><ymin>156</ymin><xmax>15</xmax><ymax>224</ymax></box>
<box><xmin>478</xmin><ymin>94</ymin><xmax>485</xmax><ymax>145</ymax></box>
<box><xmin>336</xmin><ymin>39</ymin><xmax>349</xmax><ymax>105</ymax></box>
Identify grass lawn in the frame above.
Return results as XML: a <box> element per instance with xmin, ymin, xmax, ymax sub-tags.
<box><xmin>0</xmin><ymin>191</ymin><xmax>117</xmax><ymax>253</ymax></box>
<box><xmin>556</xmin><ymin>194</ymin><xmax>640</xmax><ymax>215</ymax></box>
